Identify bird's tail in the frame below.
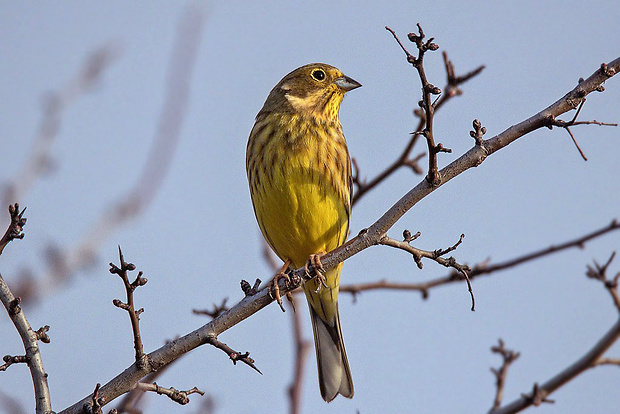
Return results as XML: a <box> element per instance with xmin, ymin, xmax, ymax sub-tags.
<box><xmin>306</xmin><ymin>269</ymin><xmax>354</xmax><ymax>402</ymax></box>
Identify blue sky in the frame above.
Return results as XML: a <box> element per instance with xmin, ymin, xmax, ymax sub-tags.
<box><xmin>1</xmin><ymin>1</ymin><xmax>619</xmax><ymax>413</ymax></box>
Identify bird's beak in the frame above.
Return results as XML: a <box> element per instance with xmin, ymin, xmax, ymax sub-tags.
<box><xmin>334</xmin><ymin>75</ymin><xmax>362</xmax><ymax>91</ymax></box>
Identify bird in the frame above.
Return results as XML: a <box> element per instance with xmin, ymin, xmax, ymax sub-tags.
<box><xmin>246</xmin><ymin>63</ymin><xmax>360</xmax><ymax>402</ymax></box>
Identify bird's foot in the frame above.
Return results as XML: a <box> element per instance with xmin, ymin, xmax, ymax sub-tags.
<box><xmin>305</xmin><ymin>254</ymin><xmax>327</xmax><ymax>293</ymax></box>
<box><xmin>270</xmin><ymin>260</ymin><xmax>292</xmax><ymax>312</ymax></box>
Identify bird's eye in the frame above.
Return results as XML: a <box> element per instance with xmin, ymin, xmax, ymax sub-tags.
<box><xmin>311</xmin><ymin>69</ymin><xmax>326</xmax><ymax>81</ymax></box>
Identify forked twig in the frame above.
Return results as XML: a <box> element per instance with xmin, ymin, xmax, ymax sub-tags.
<box><xmin>133</xmin><ymin>382</ymin><xmax>204</xmax><ymax>405</ymax></box>
<box><xmin>205</xmin><ymin>336</ymin><xmax>262</xmax><ymax>375</ymax></box>
<box><xmin>490</xmin><ymin>339</ymin><xmax>521</xmax><ymax>410</ymax></box>
<box><xmin>379</xmin><ymin>232</ymin><xmax>475</xmax><ymax>310</ymax></box>
<box><xmin>109</xmin><ymin>246</ymin><xmax>148</xmax><ymax>366</ymax></box>
<box><xmin>489</xmin><ymin>253</ymin><xmax>620</xmax><ymax>414</ymax></box>
<box><xmin>0</xmin><ymin>204</ymin><xmax>27</xmax><ymax>256</ymax></box>
<box><xmin>547</xmin><ymin>99</ymin><xmax>617</xmax><ymax>161</ymax></box>
<box><xmin>352</xmin><ymin>38</ymin><xmax>484</xmax><ymax>207</ymax></box>
<box><xmin>339</xmin><ymin>219</ymin><xmax>620</xmax><ymax>300</ymax></box>
<box><xmin>386</xmin><ymin>25</ymin><xmax>446</xmax><ymax>186</ymax></box>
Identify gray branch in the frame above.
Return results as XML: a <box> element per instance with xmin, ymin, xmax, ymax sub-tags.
<box><xmin>0</xmin><ymin>274</ymin><xmax>52</xmax><ymax>414</ymax></box>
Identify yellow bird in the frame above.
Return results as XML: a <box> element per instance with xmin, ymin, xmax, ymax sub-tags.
<box><xmin>246</xmin><ymin>63</ymin><xmax>360</xmax><ymax>401</ymax></box>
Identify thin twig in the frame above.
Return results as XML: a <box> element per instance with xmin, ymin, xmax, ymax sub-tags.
<box><xmin>490</xmin><ymin>316</ymin><xmax>620</xmax><ymax>414</ymax></box>
<box><xmin>0</xmin><ymin>206</ymin><xmax>51</xmax><ymax>413</ymax></box>
<box><xmin>193</xmin><ymin>298</ymin><xmax>229</xmax><ymax>318</ymax></box>
<box><xmin>547</xmin><ymin>100</ymin><xmax>617</xmax><ymax>161</ymax></box>
<box><xmin>379</xmin><ymin>233</ymin><xmax>475</xmax><ymax>310</ymax></box>
<box><xmin>351</xmin><ymin>49</ymin><xmax>484</xmax><ymax>206</ymax></box>
<box><xmin>339</xmin><ymin>219</ymin><xmax>620</xmax><ymax>299</ymax></box>
<box><xmin>0</xmin><ymin>355</ymin><xmax>29</xmax><ymax>371</ymax></box>
<box><xmin>489</xmin><ymin>339</ymin><xmax>521</xmax><ymax>410</ymax></box>
<box><xmin>205</xmin><ymin>336</ymin><xmax>262</xmax><ymax>375</ymax></box>
<box><xmin>586</xmin><ymin>252</ymin><xmax>620</xmax><ymax>312</ymax></box>
<box><xmin>386</xmin><ymin>25</ymin><xmax>445</xmax><ymax>186</ymax></box>
<box><xmin>593</xmin><ymin>357</ymin><xmax>620</xmax><ymax>366</ymax></box>
<box><xmin>109</xmin><ymin>246</ymin><xmax>148</xmax><ymax>366</ymax></box>
<box><xmin>133</xmin><ymin>382</ymin><xmax>204</xmax><ymax>405</ymax></box>
<box><xmin>0</xmin><ymin>204</ymin><xmax>27</xmax><ymax>256</ymax></box>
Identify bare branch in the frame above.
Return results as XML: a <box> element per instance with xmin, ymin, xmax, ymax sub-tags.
<box><xmin>205</xmin><ymin>336</ymin><xmax>262</xmax><ymax>375</ymax></box>
<box><xmin>0</xmin><ymin>273</ymin><xmax>52</xmax><ymax>414</ymax></box>
<box><xmin>193</xmin><ymin>298</ymin><xmax>229</xmax><ymax>319</ymax></box>
<box><xmin>444</xmin><ymin>51</ymin><xmax>485</xmax><ymax>90</ymax></box>
<box><xmin>593</xmin><ymin>357</ymin><xmax>620</xmax><ymax>367</ymax></box>
<box><xmin>586</xmin><ymin>252</ymin><xmax>620</xmax><ymax>312</ymax></box>
<box><xmin>110</xmin><ymin>246</ymin><xmax>148</xmax><ymax>366</ymax></box>
<box><xmin>335</xmin><ymin>57</ymin><xmax>620</xmax><ymax>283</ymax></box>
<box><xmin>379</xmin><ymin>232</ymin><xmax>475</xmax><ymax>310</ymax></box>
<box><xmin>351</xmin><ymin>48</ymin><xmax>484</xmax><ymax>207</ymax></box>
<box><xmin>546</xmin><ymin>100</ymin><xmax>617</xmax><ymax>161</ymax></box>
<box><xmin>0</xmin><ymin>355</ymin><xmax>29</xmax><ymax>372</ymax></box>
<box><xmin>133</xmin><ymin>382</ymin><xmax>204</xmax><ymax>406</ymax></box>
<box><xmin>489</xmin><ymin>339</ymin><xmax>521</xmax><ymax>410</ymax></box>
<box><xmin>386</xmin><ymin>25</ymin><xmax>447</xmax><ymax>186</ymax></box>
<box><xmin>0</xmin><ymin>204</ymin><xmax>27</xmax><ymax>256</ymax></box>
<box><xmin>339</xmin><ymin>219</ymin><xmax>620</xmax><ymax>299</ymax></box>
<box><xmin>490</xmin><ymin>317</ymin><xmax>620</xmax><ymax>414</ymax></box>
<box><xmin>489</xmin><ymin>254</ymin><xmax>620</xmax><ymax>414</ymax></box>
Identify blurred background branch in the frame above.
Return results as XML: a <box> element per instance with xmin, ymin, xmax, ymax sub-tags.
<box><xmin>2</xmin><ymin>3</ymin><xmax>206</xmax><ymax>305</ymax></box>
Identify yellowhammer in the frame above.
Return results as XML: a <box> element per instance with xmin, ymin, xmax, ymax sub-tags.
<box><xmin>246</xmin><ymin>63</ymin><xmax>360</xmax><ymax>401</ymax></box>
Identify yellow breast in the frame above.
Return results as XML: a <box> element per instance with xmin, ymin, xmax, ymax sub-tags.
<box><xmin>247</xmin><ymin>113</ymin><xmax>351</xmax><ymax>268</ymax></box>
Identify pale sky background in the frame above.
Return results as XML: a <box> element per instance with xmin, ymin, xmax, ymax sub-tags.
<box><xmin>1</xmin><ymin>1</ymin><xmax>619</xmax><ymax>413</ymax></box>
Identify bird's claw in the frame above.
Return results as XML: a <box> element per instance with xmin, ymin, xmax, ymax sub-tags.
<box><xmin>305</xmin><ymin>254</ymin><xmax>327</xmax><ymax>293</ymax></box>
<box><xmin>270</xmin><ymin>260</ymin><xmax>292</xmax><ymax>312</ymax></box>
<box><xmin>270</xmin><ymin>272</ymin><xmax>290</xmax><ymax>312</ymax></box>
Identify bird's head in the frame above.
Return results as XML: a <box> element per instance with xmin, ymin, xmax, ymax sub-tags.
<box><xmin>260</xmin><ymin>63</ymin><xmax>361</xmax><ymax>121</ymax></box>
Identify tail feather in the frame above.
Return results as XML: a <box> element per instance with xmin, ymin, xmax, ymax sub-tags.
<box><xmin>309</xmin><ymin>304</ymin><xmax>354</xmax><ymax>402</ymax></box>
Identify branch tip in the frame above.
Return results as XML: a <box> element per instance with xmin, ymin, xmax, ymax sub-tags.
<box><xmin>240</xmin><ymin>278</ymin><xmax>261</xmax><ymax>297</ymax></box>
<box><xmin>470</xmin><ymin>119</ymin><xmax>487</xmax><ymax>145</ymax></box>
<box><xmin>36</xmin><ymin>325</ymin><xmax>51</xmax><ymax>343</ymax></box>
<box><xmin>206</xmin><ymin>336</ymin><xmax>262</xmax><ymax>374</ymax></box>
<box><xmin>0</xmin><ymin>203</ymin><xmax>28</xmax><ymax>256</ymax></box>
<box><xmin>193</xmin><ymin>298</ymin><xmax>229</xmax><ymax>319</ymax></box>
